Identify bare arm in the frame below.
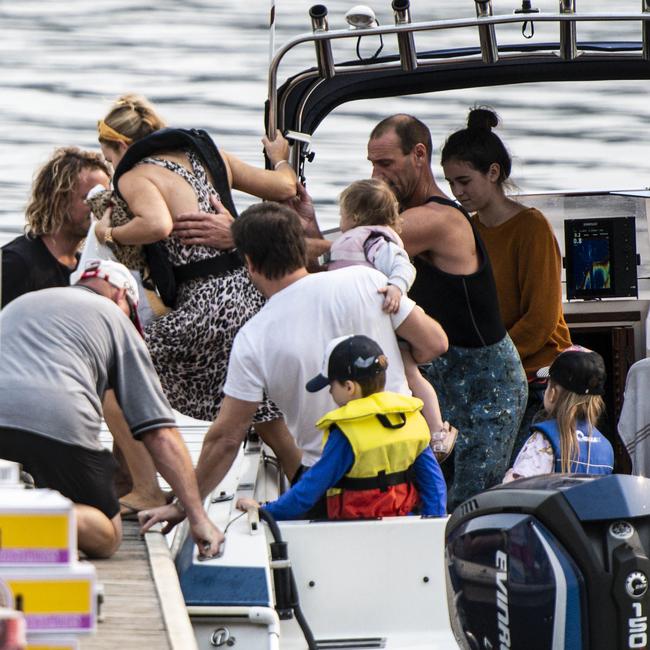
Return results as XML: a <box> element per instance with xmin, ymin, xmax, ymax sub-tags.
<box><xmin>140</xmin><ymin>427</ymin><xmax>224</xmax><ymax>557</ymax></box>
<box><xmin>395</xmin><ymin>304</ymin><xmax>448</xmax><ymax>364</ymax></box>
<box><xmin>224</xmin><ymin>133</ymin><xmax>297</xmax><ymax>201</ymax></box>
<box><xmin>281</xmin><ymin>181</ymin><xmax>332</xmax><ymax>264</ymax></box>
<box><xmin>306</xmin><ymin>238</ymin><xmax>332</xmax><ymax>262</ymax></box>
<box><xmin>399</xmin><ymin>205</ymin><xmax>448</xmax><ymax>258</ymax></box>
<box><xmin>194</xmin><ymin>396</ymin><xmax>260</xmax><ymax>498</ymax></box>
<box><xmin>400</xmin><ymin>203</ymin><xmax>480</xmax><ymax>276</ymax></box>
<box><xmin>95</xmin><ymin>172</ymin><xmax>173</xmax><ymax>245</ymax></box>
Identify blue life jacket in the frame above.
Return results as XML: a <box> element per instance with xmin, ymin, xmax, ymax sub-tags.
<box><xmin>532</xmin><ymin>419</ymin><xmax>614</xmax><ymax>475</ymax></box>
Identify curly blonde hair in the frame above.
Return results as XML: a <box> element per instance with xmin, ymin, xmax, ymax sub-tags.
<box><xmin>99</xmin><ymin>94</ymin><xmax>166</xmax><ymax>148</ymax></box>
<box><xmin>25</xmin><ymin>147</ymin><xmax>110</xmax><ymax>236</ymax></box>
<box><xmin>338</xmin><ymin>179</ymin><xmax>401</xmax><ymax>231</ymax></box>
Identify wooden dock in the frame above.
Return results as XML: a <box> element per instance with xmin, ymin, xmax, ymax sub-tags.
<box><xmin>81</xmin><ymin>522</ymin><xmax>197</xmax><ymax>650</ymax></box>
<box><xmin>81</xmin><ymin>420</ymin><xmax>207</xmax><ymax>649</ymax></box>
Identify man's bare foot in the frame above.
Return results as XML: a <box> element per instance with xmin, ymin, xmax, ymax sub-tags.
<box><xmin>119</xmin><ymin>490</ymin><xmax>169</xmax><ymax>519</ymax></box>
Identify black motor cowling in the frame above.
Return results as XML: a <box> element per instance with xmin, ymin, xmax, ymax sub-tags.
<box><xmin>445</xmin><ymin>474</ymin><xmax>650</xmax><ymax>650</ymax></box>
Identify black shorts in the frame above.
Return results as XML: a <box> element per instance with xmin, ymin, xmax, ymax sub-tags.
<box><xmin>0</xmin><ymin>428</ymin><xmax>120</xmax><ymax>519</ymax></box>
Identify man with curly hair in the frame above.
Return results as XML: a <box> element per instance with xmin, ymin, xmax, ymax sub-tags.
<box><xmin>1</xmin><ymin>147</ymin><xmax>110</xmax><ymax>307</ymax></box>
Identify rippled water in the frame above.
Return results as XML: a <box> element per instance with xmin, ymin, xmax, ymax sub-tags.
<box><xmin>0</xmin><ymin>0</ymin><xmax>648</xmax><ymax>240</ymax></box>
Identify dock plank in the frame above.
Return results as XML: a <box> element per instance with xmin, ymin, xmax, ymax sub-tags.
<box><xmin>82</xmin><ymin>418</ymin><xmax>206</xmax><ymax>649</ymax></box>
<box><xmin>81</xmin><ymin>521</ymin><xmax>171</xmax><ymax>650</ymax></box>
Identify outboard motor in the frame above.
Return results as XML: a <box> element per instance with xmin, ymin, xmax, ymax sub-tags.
<box><xmin>445</xmin><ymin>474</ymin><xmax>650</xmax><ymax>650</ymax></box>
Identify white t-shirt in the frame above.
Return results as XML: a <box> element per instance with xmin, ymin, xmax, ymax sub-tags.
<box><xmin>224</xmin><ymin>266</ymin><xmax>414</xmax><ymax>466</ymax></box>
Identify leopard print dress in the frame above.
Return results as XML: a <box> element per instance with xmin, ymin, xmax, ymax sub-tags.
<box><xmin>139</xmin><ymin>151</ymin><xmax>281</xmax><ymax>423</ymax></box>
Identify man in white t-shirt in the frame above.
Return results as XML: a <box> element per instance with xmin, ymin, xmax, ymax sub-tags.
<box><xmin>141</xmin><ymin>202</ymin><xmax>447</xmax><ymax>531</ymax></box>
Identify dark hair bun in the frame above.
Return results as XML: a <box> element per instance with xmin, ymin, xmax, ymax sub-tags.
<box><xmin>467</xmin><ymin>107</ymin><xmax>499</xmax><ymax>131</ymax></box>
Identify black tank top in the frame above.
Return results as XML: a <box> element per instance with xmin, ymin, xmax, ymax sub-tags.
<box><xmin>408</xmin><ymin>196</ymin><xmax>505</xmax><ymax>348</ymax></box>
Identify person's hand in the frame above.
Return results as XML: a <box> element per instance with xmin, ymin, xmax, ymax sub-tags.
<box><xmin>139</xmin><ymin>504</ymin><xmax>225</xmax><ymax>559</ymax></box>
<box><xmin>378</xmin><ymin>284</ymin><xmax>402</xmax><ymax>313</ymax></box>
<box><xmin>94</xmin><ymin>205</ymin><xmax>113</xmax><ymax>244</ymax></box>
<box><xmin>138</xmin><ymin>502</ymin><xmax>186</xmax><ymax>536</ymax></box>
<box><xmin>173</xmin><ymin>194</ymin><xmax>235</xmax><ymax>249</ymax></box>
<box><xmin>189</xmin><ymin>516</ymin><xmax>226</xmax><ymax>559</ymax></box>
<box><xmin>282</xmin><ymin>182</ymin><xmax>322</xmax><ymax>238</ymax></box>
<box><xmin>236</xmin><ymin>497</ymin><xmax>261</xmax><ymax>512</ymax></box>
<box><xmin>262</xmin><ymin>132</ymin><xmax>290</xmax><ymax>167</ymax></box>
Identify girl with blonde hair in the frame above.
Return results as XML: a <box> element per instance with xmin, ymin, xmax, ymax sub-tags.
<box><xmin>326</xmin><ymin>178</ymin><xmax>456</xmax><ymax>462</ymax></box>
<box><xmin>504</xmin><ymin>346</ymin><xmax>614</xmax><ymax>480</ymax></box>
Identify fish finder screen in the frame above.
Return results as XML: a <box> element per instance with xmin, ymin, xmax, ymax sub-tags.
<box><xmin>564</xmin><ymin>217</ymin><xmax>637</xmax><ymax>300</ymax></box>
<box><xmin>570</xmin><ymin>223</ymin><xmax>611</xmax><ymax>292</ymax></box>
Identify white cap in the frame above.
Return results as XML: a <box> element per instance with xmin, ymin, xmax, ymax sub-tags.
<box><xmin>73</xmin><ymin>259</ymin><xmax>143</xmax><ymax>334</ymax></box>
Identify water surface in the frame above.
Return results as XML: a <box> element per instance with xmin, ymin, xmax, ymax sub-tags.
<box><xmin>0</xmin><ymin>0</ymin><xmax>648</xmax><ymax>239</ymax></box>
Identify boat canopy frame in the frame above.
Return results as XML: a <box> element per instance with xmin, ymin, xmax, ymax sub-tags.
<box><xmin>265</xmin><ymin>3</ymin><xmax>650</xmax><ymax>178</ymax></box>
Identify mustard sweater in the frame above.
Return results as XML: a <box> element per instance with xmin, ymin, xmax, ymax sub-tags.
<box><xmin>472</xmin><ymin>208</ymin><xmax>572</xmax><ymax>375</ymax></box>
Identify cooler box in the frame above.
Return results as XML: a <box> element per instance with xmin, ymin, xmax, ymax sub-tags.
<box><xmin>0</xmin><ymin>489</ymin><xmax>75</xmax><ymax>565</ymax></box>
<box><xmin>1</xmin><ymin>562</ymin><xmax>96</xmax><ymax>635</ymax></box>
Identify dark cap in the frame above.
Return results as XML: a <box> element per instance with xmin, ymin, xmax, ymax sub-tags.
<box><xmin>537</xmin><ymin>345</ymin><xmax>606</xmax><ymax>395</ymax></box>
<box><xmin>305</xmin><ymin>335</ymin><xmax>387</xmax><ymax>393</ymax></box>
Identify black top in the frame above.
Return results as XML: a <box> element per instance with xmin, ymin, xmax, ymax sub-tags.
<box><xmin>109</xmin><ymin>127</ymin><xmax>242</xmax><ymax>308</ymax></box>
<box><xmin>408</xmin><ymin>196</ymin><xmax>506</xmax><ymax>348</ymax></box>
<box><xmin>1</xmin><ymin>235</ymin><xmax>76</xmax><ymax>308</ymax></box>
<box><xmin>113</xmin><ymin>127</ymin><xmax>239</xmax><ymax>218</ymax></box>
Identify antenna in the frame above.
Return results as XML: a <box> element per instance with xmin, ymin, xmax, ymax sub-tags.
<box><xmin>269</xmin><ymin>0</ymin><xmax>276</xmax><ymax>67</ymax></box>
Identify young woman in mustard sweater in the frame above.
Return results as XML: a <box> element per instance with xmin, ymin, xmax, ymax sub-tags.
<box><xmin>441</xmin><ymin>107</ymin><xmax>572</xmax><ymax>462</ymax></box>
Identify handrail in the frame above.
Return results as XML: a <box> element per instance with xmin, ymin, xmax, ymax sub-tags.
<box><xmin>267</xmin><ymin>9</ymin><xmax>650</xmax><ymax>139</ymax></box>
<box><xmin>644</xmin><ymin>0</ymin><xmax>650</xmax><ymax>59</ymax></box>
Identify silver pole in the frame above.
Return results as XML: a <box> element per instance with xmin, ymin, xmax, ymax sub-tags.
<box><xmin>309</xmin><ymin>5</ymin><xmax>335</xmax><ymax>79</ymax></box>
<box><xmin>269</xmin><ymin>0</ymin><xmax>276</xmax><ymax>68</ymax></box>
<box><xmin>475</xmin><ymin>0</ymin><xmax>499</xmax><ymax>64</ymax></box>
<box><xmin>641</xmin><ymin>0</ymin><xmax>650</xmax><ymax>61</ymax></box>
<box><xmin>560</xmin><ymin>0</ymin><xmax>577</xmax><ymax>61</ymax></box>
<box><xmin>392</xmin><ymin>0</ymin><xmax>417</xmax><ymax>71</ymax></box>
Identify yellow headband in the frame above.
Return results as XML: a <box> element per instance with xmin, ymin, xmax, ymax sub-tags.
<box><xmin>97</xmin><ymin>120</ymin><xmax>133</xmax><ymax>145</ymax></box>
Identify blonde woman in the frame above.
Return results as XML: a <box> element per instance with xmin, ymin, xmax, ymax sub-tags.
<box><xmin>504</xmin><ymin>346</ymin><xmax>613</xmax><ymax>480</ymax></box>
<box><xmin>93</xmin><ymin>94</ymin><xmax>302</xmax><ymax>492</ymax></box>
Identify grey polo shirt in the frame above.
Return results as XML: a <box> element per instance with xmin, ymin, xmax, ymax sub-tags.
<box><xmin>0</xmin><ymin>286</ymin><xmax>176</xmax><ymax>451</ymax></box>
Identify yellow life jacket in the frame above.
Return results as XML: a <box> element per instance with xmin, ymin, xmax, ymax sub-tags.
<box><xmin>317</xmin><ymin>391</ymin><xmax>430</xmax><ymax>519</ymax></box>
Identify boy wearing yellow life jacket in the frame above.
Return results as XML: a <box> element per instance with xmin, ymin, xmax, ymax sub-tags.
<box><xmin>237</xmin><ymin>335</ymin><xmax>447</xmax><ymax>520</ymax></box>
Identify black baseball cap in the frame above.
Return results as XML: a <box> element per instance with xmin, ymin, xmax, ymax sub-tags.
<box><xmin>537</xmin><ymin>345</ymin><xmax>606</xmax><ymax>395</ymax></box>
<box><xmin>305</xmin><ymin>335</ymin><xmax>386</xmax><ymax>393</ymax></box>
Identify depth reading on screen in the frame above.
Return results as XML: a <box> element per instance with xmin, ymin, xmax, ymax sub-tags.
<box><xmin>564</xmin><ymin>217</ymin><xmax>638</xmax><ymax>300</ymax></box>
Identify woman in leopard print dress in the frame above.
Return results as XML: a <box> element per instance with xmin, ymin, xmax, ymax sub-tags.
<box><xmin>94</xmin><ymin>95</ymin><xmax>298</xmax><ymax>432</ymax></box>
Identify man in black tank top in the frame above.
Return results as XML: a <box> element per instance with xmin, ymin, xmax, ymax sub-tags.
<box><xmin>368</xmin><ymin>115</ymin><xmax>527</xmax><ymax>510</ymax></box>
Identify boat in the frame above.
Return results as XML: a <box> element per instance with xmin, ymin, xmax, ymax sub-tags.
<box><xmin>166</xmin><ymin>3</ymin><xmax>650</xmax><ymax>649</ymax></box>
